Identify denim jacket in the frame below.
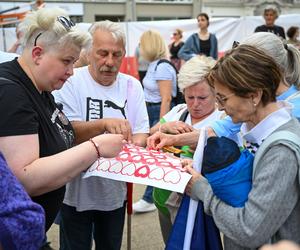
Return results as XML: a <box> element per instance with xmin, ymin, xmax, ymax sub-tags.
<box><xmin>178</xmin><ymin>33</ymin><xmax>218</xmax><ymax>61</ymax></box>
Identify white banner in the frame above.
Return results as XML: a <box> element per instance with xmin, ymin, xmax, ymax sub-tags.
<box><xmin>83</xmin><ymin>144</ymin><xmax>191</xmax><ymax>193</ymax></box>
<box><xmin>2</xmin><ymin>14</ymin><xmax>300</xmax><ymax>54</ymax></box>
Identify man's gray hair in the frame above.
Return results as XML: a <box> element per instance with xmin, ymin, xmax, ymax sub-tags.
<box><xmin>88</xmin><ymin>20</ymin><xmax>126</xmax><ymax>49</ymax></box>
<box><xmin>178</xmin><ymin>55</ymin><xmax>216</xmax><ymax>92</ymax></box>
<box><xmin>242</xmin><ymin>32</ymin><xmax>300</xmax><ymax>88</ymax></box>
<box><xmin>264</xmin><ymin>5</ymin><xmax>279</xmax><ymax>18</ymax></box>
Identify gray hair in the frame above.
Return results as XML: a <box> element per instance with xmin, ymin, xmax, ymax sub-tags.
<box><xmin>178</xmin><ymin>55</ymin><xmax>216</xmax><ymax>92</ymax></box>
<box><xmin>88</xmin><ymin>20</ymin><xmax>126</xmax><ymax>50</ymax></box>
<box><xmin>241</xmin><ymin>32</ymin><xmax>300</xmax><ymax>88</ymax></box>
<box><xmin>264</xmin><ymin>5</ymin><xmax>279</xmax><ymax>18</ymax></box>
<box><xmin>21</xmin><ymin>7</ymin><xmax>91</xmax><ymax>51</ymax></box>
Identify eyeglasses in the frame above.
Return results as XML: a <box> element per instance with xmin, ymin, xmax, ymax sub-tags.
<box><xmin>34</xmin><ymin>16</ymin><xmax>75</xmax><ymax>46</ymax></box>
<box><xmin>215</xmin><ymin>93</ymin><xmax>235</xmax><ymax>107</ymax></box>
<box><xmin>173</xmin><ymin>33</ymin><xmax>178</xmax><ymax>36</ymax></box>
<box><xmin>232</xmin><ymin>40</ymin><xmax>240</xmax><ymax>49</ymax></box>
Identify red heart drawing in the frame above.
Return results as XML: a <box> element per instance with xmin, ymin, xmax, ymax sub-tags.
<box><xmin>134</xmin><ymin>165</ymin><xmax>150</xmax><ymax>178</ymax></box>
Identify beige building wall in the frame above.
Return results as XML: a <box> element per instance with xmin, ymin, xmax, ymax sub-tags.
<box><xmin>1</xmin><ymin>0</ymin><xmax>300</xmax><ymax>22</ymax></box>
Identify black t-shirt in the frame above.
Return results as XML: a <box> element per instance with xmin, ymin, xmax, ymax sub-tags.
<box><xmin>169</xmin><ymin>41</ymin><xmax>184</xmax><ymax>59</ymax></box>
<box><xmin>254</xmin><ymin>25</ymin><xmax>286</xmax><ymax>39</ymax></box>
<box><xmin>199</xmin><ymin>36</ymin><xmax>211</xmax><ymax>57</ymax></box>
<box><xmin>0</xmin><ymin>59</ymin><xmax>75</xmax><ymax>231</ymax></box>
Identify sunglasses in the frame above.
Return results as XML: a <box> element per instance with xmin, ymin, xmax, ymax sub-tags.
<box><xmin>173</xmin><ymin>33</ymin><xmax>178</xmax><ymax>36</ymax></box>
<box><xmin>232</xmin><ymin>40</ymin><xmax>240</xmax><ymax>49</ymax></box>
<box><xmin>34</xmin><ymin>16</ymin><xmax>75</xmax><ymax>46</ymax></box>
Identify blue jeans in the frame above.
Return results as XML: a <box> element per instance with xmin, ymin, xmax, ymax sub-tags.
<box><xmin>146</xmin><ymin>103</ymin><xmax>161</xmax><ymax>127</ymax></box>
<box><xmin>60</xmin><ymin>203</ymin><xmax>126</xmax><ymax>250</ymax></box>
<box><xmin>142</xmin><ymin>185</ymin><xmax>154</xmax><ymax>203</ymax></box>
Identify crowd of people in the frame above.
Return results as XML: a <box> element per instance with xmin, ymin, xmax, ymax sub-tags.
<box><xmin>1</xmin><ymin>4</ymin><xmax>300</xmax><ymax>250</ymax></box>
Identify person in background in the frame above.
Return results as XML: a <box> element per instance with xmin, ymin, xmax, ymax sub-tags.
<box><xmin>169</xmin><ymin>28</ymin><xmax>184</xmax><ymax>71</ymax></box>
<box><xmin>0</xmin><ymin>7</ymin><xmax>124</xmax><ymax>235</ymax></box>
<box><xmin>54</xmin><ymin>20</ymin><xmax>149</xmax><ymax>250</ymax></box>
<box><xmin>185</xmin><ymin>44</ymin><xmax>300</xmax><ymax>249</ymax></box>
<box><xmin>135</xmin><ymin>43</ymin><xmax>149</xmax><ymax>83</ymax></box>
<box><xmin>151</xmin><ymin>55</ymin><xmax>222</xmax><ymax>244</ymax></box>
<box><xmin>178</xmin><ymin>13</ymin><xmax>218</xmax><ymax>61</ymax></box>
<box><xmin>132</xmin><ymin>29</ymin><xmax>177</xmax><ymax>214</ymax></box>
<box><xmin>254</xmin><ymin>6</ymin><xmax>285</xmax><ymax>39</ymax></box>
<box><xmin>287</xmin><ymin>26</ymin><xmax>300</xmax><ymax>49</ymax></box>
<box><xmin>74</xmin><ymin>49</ymin><xmax>89</xmax><ymax>68</ymax></box>
<box><xmin>0</xmin><ymin>152</ymin><xmax>45</xmax><ymax>250</ymax></box>
<box><xmin>7</xmin><ymin>22</ymin><xmax>25</xmax><ymax>54</ymax></box>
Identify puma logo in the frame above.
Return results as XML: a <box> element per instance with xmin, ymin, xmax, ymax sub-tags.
<box><xmin>104</xmin><ymin>100</ymin><xmax>127</xmax><ymax>119</ymax></box>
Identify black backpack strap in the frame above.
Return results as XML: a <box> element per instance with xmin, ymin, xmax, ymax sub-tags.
<box><xmin>155</xmin><ymin>59</ymin><xmax>178</xmax><ymax>74</ymax></box>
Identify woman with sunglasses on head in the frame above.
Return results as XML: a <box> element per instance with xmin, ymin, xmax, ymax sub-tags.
<box><xmin>178</xmin><ymin>13</ymin><xmax>218</xmax><ymax>61</ymax></box>
<box><xmin>169</xmin><ymin>28</ymin><xmax>184</xmax><ymax>71</ymax></box>
<box><xmin>185</xmin><ymin>44</ymin><xmax>300</xmax><ymax>250</ymax></box>
<box><xmin>0</xmin><ymin>8</ymin><xmax>124</xmax><ymax>233</ymax></box>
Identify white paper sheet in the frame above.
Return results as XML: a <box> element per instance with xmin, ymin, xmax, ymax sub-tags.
<box><xmin>83</xmin><ymin>144</ymin><xmax>192</xmax><ymax>193</ymax></box>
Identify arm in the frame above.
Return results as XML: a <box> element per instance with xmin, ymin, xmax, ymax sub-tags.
<box><xmin>188</xmin><ymin>144</ymin><xmax>299</xmax><ymax>248</ymax></box>
<box><xmin>132</xmin><ymin>133</ymin><xmax>148</xmax><ymax>147</ymax></box>
<box><xmin>147</xmin><ymin>130</ymin><xmax>200</xmax><ymax>150</ymax></box>
<box><xmin>211</xmin><ymin>34</ymin><xmax>218</xmax><ymax>60</ymax></box>
<box><xmin>177</xmin><ymin>34</ymin><xmax>197</xmax><ymax>61</ymax></box>
<box><xmin>158</xmin><ymin>79</ymin><xmax>173</xmax><ymax>118</ymax></box>
<box><xmin>71</xmin><ymin>118</ymin><xmax>132</xmax><ymax>144</ymax></box>
<box><xmin>0</xmin><ymin>133</ymin><xmax>124</xmax><ymax>196</ymax></box>
<box><xmin>210</xmin><ymin>115</ymin><xmax>241</xmax><ymax>137</ymax></box>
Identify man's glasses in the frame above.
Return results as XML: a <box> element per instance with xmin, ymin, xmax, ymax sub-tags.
<box><xmin>215</xmin><ymin>93</ymin><xmax>235</xmax><ymax>107</ymax></box>
<box><xmin>34</xmin><ymin>16</ymin><xmax>75</xmax><ymax>46</ymax></box>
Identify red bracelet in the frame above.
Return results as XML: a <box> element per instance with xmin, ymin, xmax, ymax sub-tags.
<box><xmin>89</xmin><ymin>138</ymin><xmax>100</xmax><ymax>158</ymax></box>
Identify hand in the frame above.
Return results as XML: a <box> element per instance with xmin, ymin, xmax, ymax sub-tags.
<box><xmin>103</xmin><ymin>118</ymin><xmax>132</xmax><ymax>142</ymax></box>
<box><xmin>94</xmin><ymin>134</ymin><xmax>125</xmax><ymax>158</ymax></box>
<box><xmin>184</xmin><ymin>164</ymin><xmax>202</xmax><ymax>196</ymax></box>
<box><xmin>160</xmin><ymin>121</ymin><xmax>194</xmax><ymax>134</ymax></box>
<box><xmin>260</xmin><ymin>241</ymin><xmax>300</xmax><ymax>250</ymax></box>
<box><xmin>147</xmin><ymin>131</ymin><xmax>177</xmax><ymax>150</ymax></box>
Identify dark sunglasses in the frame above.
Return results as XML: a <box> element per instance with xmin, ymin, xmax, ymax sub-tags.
<box><xmin>232</xmin><ymin>40</ymin><xmax>240</xmax><ymax>49</ymax></box>
<box><xmin>173</xmin><ymin>33</ymin><xmax>178</xmax><ymax>36</ymax></box>
<box><xmin>34</xmin><ymin>16</ymin><xmax>75</xmax><ymax>46</ymax></box>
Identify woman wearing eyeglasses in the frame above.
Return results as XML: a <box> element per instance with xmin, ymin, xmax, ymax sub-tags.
<box><xmin>169</xmin><ymin>29</ymin><xmax>184</xmax><ymax>71</ymax></box>
<box><xmin>184</xmin><ymin>44</ymin><xmax>300</xmax><ymax>249</ymax></box>
<box><xmin>0</xmin><ymin>8</ymin><xmax>124</xmax><ymax>233</ymax></box>
<box><xmin>178</xmin><ymin>13</ymin><xmax>218</xmax><ymax>61</ymax></box>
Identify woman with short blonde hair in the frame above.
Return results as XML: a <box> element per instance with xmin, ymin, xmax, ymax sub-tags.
<box><xmin>0</xmin><ymin>7</ymin><xmax>124</xmax><ymax>232</ymax></box>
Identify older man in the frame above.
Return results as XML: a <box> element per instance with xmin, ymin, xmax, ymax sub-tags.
<box><xmin>54</xmin><ymin>21</ymin><xmax>149</xmax><ymax>250</ymax></box>
<box><xmin>254</xmin><ymin>6</ymin><xmax>285</xmax><ymax>39</ymax></box>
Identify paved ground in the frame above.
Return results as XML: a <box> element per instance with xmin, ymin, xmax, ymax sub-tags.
<box><xmin>47</xmin><ymin>184</ymin><xmax>164</xmax><ymax>250</ymax></box>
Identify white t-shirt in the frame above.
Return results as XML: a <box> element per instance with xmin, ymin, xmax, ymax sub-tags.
<box><xmin>53</xmin><ymin>66</ymin><xmax>149</xmax><ymax>211</ymax></box>
<box><xmin>143</xmin><ymin>60</ymin><xmax>177</xmax><ymax>103</ymax></box>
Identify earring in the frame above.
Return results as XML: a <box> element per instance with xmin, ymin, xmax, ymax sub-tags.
<box><xmin>253</xmin><ymin>102</ymin><xmax>257</xmax><ymax>107</ymax></box>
